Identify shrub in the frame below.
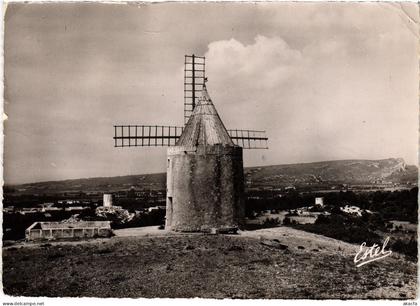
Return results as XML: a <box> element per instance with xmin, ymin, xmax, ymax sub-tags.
<box><xmin>263</xmin><ymin>217</ymin><xmax>280</xmax><ymax>227</ymax></box>
<box><xmin>292</xmin><ymin>213</ymin><xmax>380</xmax><ymax>245</ymax></box>
<box><xmin>391</xmin><ymin>238</ymin><xmax>417</xmax><ymax>261</ymax></box>
<box><xmin>283</xmin><ymin>217</ymin><xmax>291</xmax><ymax>226</ymax></box>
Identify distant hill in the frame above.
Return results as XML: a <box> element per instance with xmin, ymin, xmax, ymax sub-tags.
<box><xmin>6</xmin><ymin>158</ymin><xmax>417</xmax><ymax>194</ymax></box>
<box><xmin>245</xmin><ymin>158</ymin><xmax>417</xmax><ymax>188</ymax></box>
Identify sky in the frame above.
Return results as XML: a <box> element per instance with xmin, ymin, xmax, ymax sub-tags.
<box><xmin>4</xmin><ymin>2</ymin><xmax>419</xmax><ymax>185</ymax></box>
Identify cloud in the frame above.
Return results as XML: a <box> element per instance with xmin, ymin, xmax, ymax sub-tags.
<box><xmin>206</xmin><ymin>36</ymin><xmax>304</xmax><ymax>96</ymax></box>
<box><xmin>202</xmin><ymin>32</ymin><xmax>417</xmax><ymax>167</ymax></box>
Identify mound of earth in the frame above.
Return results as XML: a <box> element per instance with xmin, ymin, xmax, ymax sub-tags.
<box><xmin>3</xmin><ymin>227</ymin><xmax>417</xmax><ymax>299</ymax></box>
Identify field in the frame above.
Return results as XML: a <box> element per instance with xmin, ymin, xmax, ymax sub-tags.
<box><xmin>3</xmin><ymin>227</ymin><xmax>417</xmax><ymax>299</ymax></box>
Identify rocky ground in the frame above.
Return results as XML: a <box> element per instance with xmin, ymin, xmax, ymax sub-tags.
<box><xmin>2</xmin><ymin>227</ymin><xmax>417</xmax><ymax>299</ymax></box>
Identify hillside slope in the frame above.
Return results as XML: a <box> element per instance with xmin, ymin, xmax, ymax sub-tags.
<box><xmin>3</xmin><ymin>228</ymin><xmax>416</xmax><ymax>298</ymax></box>
<box><xmin>246</xmin><ymin>158</ymin><xmax>417</xmax><ymax>187</ymax></box>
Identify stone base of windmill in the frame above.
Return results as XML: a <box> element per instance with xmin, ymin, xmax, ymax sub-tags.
<box><xmin>169</xmin><ymin>225</ymin><xmax>240</xmax><ymax>235</ymax></box>
<box><xmin>165</xmin><ymin>145</ymin><xmax>245</xmax><ymax>234</ymax></box>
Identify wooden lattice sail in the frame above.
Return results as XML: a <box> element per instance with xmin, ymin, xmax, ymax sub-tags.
<box><xmin>114</xmin><ymin>55</ymin><xmax>268</xmax><ymax>149</ymax></box>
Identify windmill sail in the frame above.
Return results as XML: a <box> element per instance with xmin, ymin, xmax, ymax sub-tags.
<box><xmin>113</xmin><ymin>125</ymin><xmax>267</xmax><ymax>149</ymax></box>
<box><xmin>184</xmin><ymin>55</ymin><xmax>206</xmax><ymax>125</ymax></box>
<box><xmin>114</xmin><ymin>126</ymin><xmax>267</xmax><ymax>150</ymax></box>
<box><xmin>114</xmin><ymin>54</ymin><xmax>268</xmax><ymax>149</ymax></box>
<box><xmin>227</xmin><ymin>129</ymin><xmax>268</xmax><ymax>149</ymax></box>
<box><xmin>113</xmin><ymin>125</ymin><xmax>183</xmax><ymax>147</ymax></box>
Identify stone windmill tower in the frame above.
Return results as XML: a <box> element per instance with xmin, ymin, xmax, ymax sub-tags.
<box><xmin>114</xmin><ymin>55</ymin><xmax>268</xmax><ymax>233</ymax></box>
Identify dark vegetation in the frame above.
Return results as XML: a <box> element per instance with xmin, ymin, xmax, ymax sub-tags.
<box><xmin>243</xmin><ymin>217</ymin><xmax>282</xmax><ymax>230</ymax></box>
<box><xmin>292</xmin><ymin>213</ymin><xmax>382</xmax><ymax>246</ymax></box>
<box><xmin>246</xmin><ymin>187</ymin><xmax>418</xmax><ymax>261</ymax></box>
<box><xmin>292</xmin><ymin>212</ymin><xmax>417</xmax><ymax>261</ymax></box>
<box><xmin>79</xmin><ymin>208</ymin><xmax>166</xmax><ymax>230</ymax></box>
<box><xmin>3</xmin><ymin>211</ymin><xmax>78</xmax><ymax>241</ymax></box>
<box><xmin>246</xmin><ymin>187</ymin><xmax>418</xmax><ymax>223</ymax></box>
<box><xmin>391</xmin><ymin>238</ymin><xmax>418</xmax><ymax>260</ymax></box>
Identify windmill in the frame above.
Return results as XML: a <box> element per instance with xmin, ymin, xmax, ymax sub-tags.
<box><xmin>114</xmin><ymin>55</ymin><xmax>268</xmax><ymax>233</ymax></box>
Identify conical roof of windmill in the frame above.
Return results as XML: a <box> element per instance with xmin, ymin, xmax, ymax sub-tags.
<box><xmin>176</xmin><ymin>84</ymin><xmax>234</xmax><ymax>147</ymax></box>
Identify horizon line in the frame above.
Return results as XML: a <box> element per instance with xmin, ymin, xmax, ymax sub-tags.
<box><xmin>4</xmin><ymin>157</ymin><xmax>414</xmax><ymax>186</ymax></box>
